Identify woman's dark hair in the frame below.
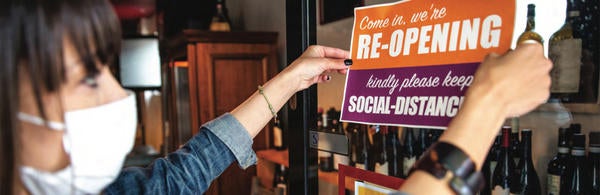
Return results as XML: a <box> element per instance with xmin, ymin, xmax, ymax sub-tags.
<box><xmin>0</xmin><ymin>0</ymin><xmax>121</xmax><ymax>193</ymax></box>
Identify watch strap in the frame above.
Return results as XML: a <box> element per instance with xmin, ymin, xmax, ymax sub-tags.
<box><xmin>411</xmin><ymin>142</ymin><xmax>483</xmax><ymax>195</ymax></box>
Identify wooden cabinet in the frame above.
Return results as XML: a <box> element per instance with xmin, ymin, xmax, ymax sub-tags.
<box><xmin>165</xmin><ymin>30</ymin><xmax>278</xmax><ymax>195</ymax></box>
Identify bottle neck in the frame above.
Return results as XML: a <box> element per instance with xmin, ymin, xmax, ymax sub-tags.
<box><xmin>566</xmin><ymin>0</ymin><xmax>580</xmax><ymax>22</ymax></box>
<box><xmin>404</xmin><ymin>130</ymin><xmax>414</xmax><ymax>145</ymax></box>
<box><xmin>404</xmin><ymin>130</ymin><xmax>414</xmax><ymax>155</ymax></box>
<box><xmin>526</xmin><ymin>16</ymin><xmax>536</xmax><ymax>31</ymax></box>
<box><xmin>521</xmin><ymin>134</ymin><xmax>533</xmax><ymax>161</ymax></box>
<box><xmin>362</xmin><ymin>130</ymin><xmax>369</xmax><ymax>150</ymax></box>
<box><xmin>419</xmin><ymin>131</ymin><xmax>427</xmax><ymax>148</ymax></box>
<box><xmin>558</xmin><ymin>134</ymin><xmax>568</xmax><ymax>148</ymax></box>
<box><xmin>502</xmin><ymin>129</ymin><xmax>510</xmax><ymax>148</ymax></box>
<box><xmin>216</xmin><ymin>4</ymin><xmax>224</xmax><ymax>14</ymax></box>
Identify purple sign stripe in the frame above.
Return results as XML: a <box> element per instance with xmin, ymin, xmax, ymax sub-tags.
<box><xmin>341</xmin><ymin>63</ymin><xmax>480</xmax><ymax>128</ymax></box>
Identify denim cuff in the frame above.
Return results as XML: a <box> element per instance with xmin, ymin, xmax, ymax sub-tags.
<box><xmin>204</xmin><ymin>113</ymin><xmax>257</xmax><ymax>169</ymax></box>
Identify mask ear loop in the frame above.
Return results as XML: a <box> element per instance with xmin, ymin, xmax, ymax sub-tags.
<box><xmin>17</xmin><ymin>112</ymin><xmax>66</xmax><ymax>130</ymax></box>
<box><xmin>52</xmin><ymin>89</ymin><xmax>77</xmax><ymax>195</ymax></box>
<box><xmin>61</xmin><ymin>120</ymin><xmax>77</xmax><ymax>195</ymax></box>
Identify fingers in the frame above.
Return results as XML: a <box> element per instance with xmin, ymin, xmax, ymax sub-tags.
<box><xmin>512</xmin><ymin>42</ymin><xmax>544</xmax><ymax>58</ymax></box>
<box><xmin>483</xmin><ymin>52</ymin><xmax>500</xmax><ymax>61</ymax></box>
<box><xmin>304</xmin><ymin>45</ymin><xmax>350</xmax><ymax>59</ymax></box>
<box><xmin>322</xmin><ymin>74</ymin><xmax>332</xmax><ymax>82</ymax></box>
<box><xmin>304</xmin><ymin>57</ymin><xmax>349</xmax><ymax>73</ymax></box>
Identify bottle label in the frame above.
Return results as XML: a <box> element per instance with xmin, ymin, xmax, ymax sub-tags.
<box><xmin>589</xmin><ymin>147</ymin><xmax>600</xmax><ymax>153</ymax></box>
<box><xmin>549</xmin><ymin>38</ymin><xmax>582</xmax><ymax>93</ymax></box>
<box><xmin>375</xmin><ymin>162</ymin><xmax>389</xmax><ymax>175</ymax></box>
<box><xmin>403</xmin><ymin>157</ymin><xmax>416</xmax><ymax>176</ymax></box>
<box><xmin>491</xmin><ymin>186</ymin><xmax>510</xmax><ymax>195</ymax></box>
<box><xmin>572</xmin><ymin>149</ymin><xmax>585</xmax><ymax>156</ymax></box>
<box><xmin>558</xmin><ymin>147</ymin><xmax>569</xmax><ymax>154</ymax></box>
<box><xmin>513</xmin><ymin>157</ymin><xmax>520</xmax><ymax>166</ymax></box>
<box><xmin>273</xmin><ymin>126</ymin><xmax>283</xmax><ymax>148</ymax></box>
<box><xmin>547</xmin><ymin>174</ymin><xmax>560</xmax><ymax>195</ymax></box>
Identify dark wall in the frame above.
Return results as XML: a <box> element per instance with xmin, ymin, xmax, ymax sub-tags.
<box><xmin>161</xmin><ymin>0</ymin><xmax>217</xmax><ymax>37</ymax></box>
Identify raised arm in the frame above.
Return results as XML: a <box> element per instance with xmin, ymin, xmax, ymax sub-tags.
<box><xmin>231</xmin><ymin>45</ymin><xmax>350</xmax><ymax>138</ymax></box>
<box><xmin>400</xmin><ymin>43</ymin><xmax>552</xmax><ymax>194</ymax></box>
<box><xmin>106</xmin><ymin>45</ymin><xmax>350</xmax><ymax>194</ymax></box>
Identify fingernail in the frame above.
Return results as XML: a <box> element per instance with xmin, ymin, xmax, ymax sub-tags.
<box><xmin>344</xmin><ymin>59</ymin><xmax>353</xmax><ymax>66</ymax></box>
<box><xmin>326</xmin><ymin>75</ymin><xmax>331</xmax><ymax>81</ymax></box>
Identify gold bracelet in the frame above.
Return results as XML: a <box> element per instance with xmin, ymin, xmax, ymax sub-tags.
<box><xmin>258</xmin><ymin>85</ymin><xmax>278</xmax><ymax>123</ymax></box>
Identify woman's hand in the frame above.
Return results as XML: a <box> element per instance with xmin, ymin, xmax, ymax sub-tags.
<box><xmin>468</xmin><ymin>43</ymin><xmax>552</xmax><ymax>118</ymax></box>
<box><xmin>280</xmin><ymin>45</ymin><xmax>350</xmax><ymax>92</ymax></box>
<box><xmin>231</xmin><ymin>45</ymin><xmax>349</xmax><ymax>138</ymax></box>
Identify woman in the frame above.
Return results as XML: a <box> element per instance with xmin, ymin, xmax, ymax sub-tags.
<box><xmin>0</xmin><ymin>0</ymin><xmax>550</xmax><ymax>194</ymax></box>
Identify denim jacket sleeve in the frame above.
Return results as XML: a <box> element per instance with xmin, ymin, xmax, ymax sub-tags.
<box><xmin>104</xmin><ymin>113</ymin><xmax>257</xmax><ymax>194</ymax></box>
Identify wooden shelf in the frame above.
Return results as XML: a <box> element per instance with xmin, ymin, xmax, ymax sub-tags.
<box><xmin>257</xmin><ymin>149</ymin><xmax>289</xmax><ymax>167</ymax></box>
<box><xmin>319</xmin><ymin>170</ymin><xmax>356</xmax><ymax>191</ymax></box>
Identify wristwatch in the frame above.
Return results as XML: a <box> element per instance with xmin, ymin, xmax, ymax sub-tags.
<box><xmin>411</xmin><ymin>142</ymin><xmax>484</xmax><ymax>195</ymax></box>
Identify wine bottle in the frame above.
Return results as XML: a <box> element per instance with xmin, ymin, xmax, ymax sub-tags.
<box><xmin>387</xmin><ymin>126</ymin><xmax>403</xmax><ymax>178</ymax></box>
<box><xmin>517</xmin><ymin>4</ymin><xmax>544</xmax><ymax>44</ymax></box>
<box><xmin>348</xmin><ymin>123</ymin><xmax>359</xmax><ymax>167</ymax></box>
<box><xmin>416</xmin><ymin>128</ymin><xmax>428</xmax><ymax>158</ymax></box>
<box><xmin>511</xmin><ymin>129</ymin><xmax>541</xmax><ymax>195</ymax></box>
<box><xmin>272</xmin><ymin>120</ymin><xmax>285</xmax><ymax>150</ymax></box>
<box><xmin>402</xmin><ymin>128</ymin><xmax>417</xmax><ymax>178</ymax></box>
<box><xmin>318</xmin><ymin>108</ymin><xmax>334</xmax><ymax>172</ymax></box>
<box><xmin>547</xmin><ymin>127</ymin><xmax>571</xmax><ymax>195</ymax></box>
<box><xmin>549</xmin><ymin>0</ymin><xmax>584</xmax><ymax>102</ymax></box>
<box><xmin>491</xmin><ymin>126</ymin><xmax>517</xmax><ymax>195</ymax></box>
<box><xmin>354</xmin><ymin>124</ymin><xmax>365</xmax><ymax>169</ymax></box>
<box><xmin>317</xmin><ymin>107</ymin><xmax>324</xmax><ymax>130</ymax></box>
<box><xmin>510</xmin><ymin>128</ymin><xmax>522</xmax><ymax>168</ymax></box>
<box><xmin>481</xmin><ymin>157</ymin><xmax>492</xmax><ymax>195</ymax></box>
<box><xmin>481</xmin><ymin>133</ymin><xmax>502</xmax><ymax>195</ymax></box>
<box><xmin>330</xmin><ymin>109</ymin><xmax>350</xmax><ymax>171</ymax></box>
<box><xmin>356</xmin><ymin>125</ymin><xmax>374</xmax><ymax>171</ymax></box>
<box><xmin>209</xmin><ymin>0</ymin><xmax>231</xmax><ymax>32</ymax></box>
<box><xmin>490</xmin><ymin>132</ymin><xmax>502</xmax><ymax>183</ymax></box>
<box><xmin>326</xmin><ymin>108</ymin><xmax>337</xmax><ymax>133</ymax></box>
<box><xmin>510</xmin><ymin>4</ymin><xmax>540</xmax><ymax>127</ymax></box>
<box><xmin>322</xmin><ymin>108</ymin><xmax>329</xmax><ymax>131</ymax></box>
<box><xmin>427</xmin><ymin>129</ymin><xmax>443</xmax><ymax>147</ymax></box>
<box><xmin>562</xmin><ymin>133</ymin><xmax>591</xmax><ymax>195</ymax></box>
<box><xmin>273</xmin><ymin>164</ymin><xmax>288</xmax><ymax>195</ymax></box>
<box><xmin>571</xmin><ymin>123</ymin><xmax>582</xmax><ymax>135</ymax></box>
<box><xmin>569</xmin><ymin>124</ymin><xmax>582</xmax><ymax>150</ymax></box>
<box><xmin>589</xmin><ymin>132</ymin><xmax>600</xmax><ymax>194</ymax></box>
<box><xmin>374</xmin><ymin>126</ymin><xmax>389</xmax><ymax>175</ymax></box>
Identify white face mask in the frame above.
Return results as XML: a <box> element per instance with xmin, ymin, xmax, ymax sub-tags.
<box><xmin>18</xmin><ymin>92</ymin><xmax>137</xmax><ymax>194</ymax></box>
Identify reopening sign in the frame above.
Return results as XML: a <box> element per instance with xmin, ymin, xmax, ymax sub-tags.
<box><xmin>340</xmin><ymin>0</ymin><xmax>515</xmax><ymax>129</ymax></box>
